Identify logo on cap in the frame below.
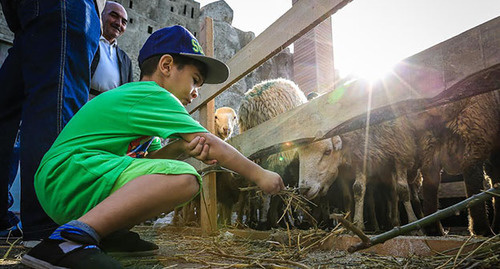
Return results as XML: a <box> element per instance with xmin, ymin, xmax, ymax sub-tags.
<box><xmin>192</xmin><ymin>39</ymin><xmax>204</xmax><ymax>54</ymax></box>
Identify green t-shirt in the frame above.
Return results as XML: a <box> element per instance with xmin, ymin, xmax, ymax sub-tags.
<box><xmin>35</xmin><ymin>81</ymin><xmax>208</xmax><ymax>223</ymax></box>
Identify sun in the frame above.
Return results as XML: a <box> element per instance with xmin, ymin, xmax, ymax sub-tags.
<box><xmin>350</xmin><ymin>60</ymin><xmax>396</xmax><ymax>82</ymax></box>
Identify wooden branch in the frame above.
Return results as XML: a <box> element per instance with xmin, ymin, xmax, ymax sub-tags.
<box><xmin>330</xmin><ymin>213</ymin><xmax>370</xmax><ymax>245</ymax></box>
<box><xmin>348</xmin><ymin>187</ymin><xmax>500</xmax><ymax>253</ymax></box>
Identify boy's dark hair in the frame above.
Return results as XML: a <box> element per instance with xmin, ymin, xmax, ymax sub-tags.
<box><xmin>139</xmin><ymin>54</ymin><xmax>207</xmax><ymax>80</ymax></box>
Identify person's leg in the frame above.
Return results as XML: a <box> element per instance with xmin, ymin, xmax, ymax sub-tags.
<box><xmin>22</xmin><ymin>173</ymin><xmax>200</xmax><ymax>268</ymax></box>
<box><xmin>18</xmin><ymin>0</ymin><xmax>100</xmax><ymax>241</ymax></box>
<box><xmin>0</xmin><ymin>132</ymin><xmax>22</xmax><ymax>239</ymax></box>
<box><xmin>80</xmin><ymin>173</ymin><xmax>200</xmax><ymax>236</ymax></box>
<box><xmin>0</xmin><ymin>23</ymin><xmax>24</xmax><ymax>234</ymax></box>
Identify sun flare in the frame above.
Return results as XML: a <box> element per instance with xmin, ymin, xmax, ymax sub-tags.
<box><xmin>350</xmin><ymin>61</ymin><xmax>396</xmax><ymax>82</ymax></box>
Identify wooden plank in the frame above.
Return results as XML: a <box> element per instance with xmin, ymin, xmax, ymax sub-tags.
<box><xmin>186</xmin><ymin>0</ymin><xmax>352</xmax><ymax>113</ymax></box>
<box><xmin>438</xmin><ymin>181</ymin><xmax>466</xmax><ymax>199</ymax></box>
<box><xmin>228</xmin><ymin>16</ymin><xmax>500</xmax><ymax>160</ymax></box>
<box><xmin>323</xmin><ymin>234</ymin><xmax>482</xmax><ymax>257</ymax></box>
<box><xmin>198</xmin><ymin>17</ymin><xmax>218</xmax><ymax>235</ymax></box>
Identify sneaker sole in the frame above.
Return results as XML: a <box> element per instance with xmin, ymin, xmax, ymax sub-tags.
<box><xmin>21</xmin><ymin>254</ymin><xmax>68</xmax><ymax>269</ymax></box>
<box><xmin>107</xmin><ymin>248</ymin><xmax>159</xmax><ymax>257</ymax></box>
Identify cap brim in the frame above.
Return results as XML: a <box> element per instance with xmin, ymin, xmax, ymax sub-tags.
<box><xmin>180</xmin><ymin>53</ymin><xmax>229</xmax><ymax>84</ymax></box>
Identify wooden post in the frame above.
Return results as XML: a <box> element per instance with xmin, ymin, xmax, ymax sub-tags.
<box><xmin>198</xmin><ymin>17</ymin><xmax>218</xmax><ymax>235</ymax></box>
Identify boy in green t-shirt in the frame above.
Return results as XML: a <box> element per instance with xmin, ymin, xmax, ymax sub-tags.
<box><xmin>22</xmin><ymin>25</ymin><xmax>285</xmax><ymax>269</ymax></box>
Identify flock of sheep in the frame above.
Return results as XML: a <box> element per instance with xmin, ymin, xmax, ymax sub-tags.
<box><xmin>207</xmin><ymin>77</ymin><xmax>500</xmax><ymax>237</ymax></box>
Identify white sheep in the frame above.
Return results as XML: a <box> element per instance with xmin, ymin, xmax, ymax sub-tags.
<box><xmin>214</xmin><ymin>107</ymin><xmax>238</xmax><ymax>141</ymax></box>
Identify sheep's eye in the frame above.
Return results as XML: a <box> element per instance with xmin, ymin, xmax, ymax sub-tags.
<box><xmin>233</xmin><ymin>116</ymin><xmax>237</xmax><ymax>120</ymax></box>
<box><xmin>215</xmin><ymin>116</ymin><xmax>218</xmax><ymax>119</ymax></box>
<box><xmin>324</xmin><ymin>149</ymin><xmax>332</xmax><ymax>156</ymax></box>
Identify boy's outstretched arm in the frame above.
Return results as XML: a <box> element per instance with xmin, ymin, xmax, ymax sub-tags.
<box><xmin>181</xmin><ymin>132</ymin><xmax>285</xmax><ymax>195</ymax></box>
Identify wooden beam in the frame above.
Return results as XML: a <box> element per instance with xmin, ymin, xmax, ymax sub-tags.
<box><xmin>186</xmin><ymin>0</ymin><xmax>352</xmax><ymax>113</ymax></box>
<box><xmin>229</xmin><ymin>16</ymin><xmax>500</xmax><ymax>159</ymax></box>
<box><xmin>198</xmin><ymin>17</ymin><xmax>218</xmax><ymax>235</ymax></box>
<box><xmin>438</xmin><ymin>181</ymin><xmax>466</xmax><ymax>199</ymax></box>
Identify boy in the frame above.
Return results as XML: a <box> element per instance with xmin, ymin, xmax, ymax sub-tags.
<box><xmin>21</xmin><ymin>25</ymin><xmax>285</xmax><ymax>268</ymax></box>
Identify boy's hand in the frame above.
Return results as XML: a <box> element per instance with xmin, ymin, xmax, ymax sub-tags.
<box><xmin>186</xmin><ymin>136</ymin><xmax>217</xmax><ymax>165</ymax></box>
<box><xmin>255</xmin><ymin>170</ymin><xmax>285</xmax><ymax>195</ymax></box>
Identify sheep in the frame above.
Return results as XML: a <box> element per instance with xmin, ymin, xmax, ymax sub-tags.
<box><xmin>237</xmin><ymin>78</ymin><xmax>307</xmax><ymax>229</ymax></box>
<box><xmin>410</xmin><ymin>89</ymin><xmax>500</xmax><ymax>236</ymax></box>
<box><xmin>297</xmin><ymin>116</ymin><xmax>420</xmax><ymax>231</ymax></box>
<box><xmin>215</xmin><ymin>107</ymin><xmax>238</xmax><ymax>141</ymax></box>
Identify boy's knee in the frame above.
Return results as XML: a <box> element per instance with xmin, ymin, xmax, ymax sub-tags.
<box><xmin>179</xmin><ymin>174</ymin><xmax>200</xmax><ymax>196</ymax></box>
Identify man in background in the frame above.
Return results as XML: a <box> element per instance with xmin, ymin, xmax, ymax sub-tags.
<box><xmin>90</xmin><ymin>1</ymin><xmax>133</xmax><ymax>99</ymax></box>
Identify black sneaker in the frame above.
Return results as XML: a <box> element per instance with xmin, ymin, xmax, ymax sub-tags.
<box><xmin>100</xmin><ymin>229</ymin><xmax>159</xmax><ymax>257</ymax></box>
<box><xmin>21</xmin><ymin>230</ymin><xmax>123</xmax><ymax>269</ymax></box>
<box><xmin>0</xmin><ymin>223</ymin><xmax>23</xmax><ymax>241</ymax></box>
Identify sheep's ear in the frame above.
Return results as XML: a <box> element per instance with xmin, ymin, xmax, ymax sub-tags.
<box><xmin>332</xmin><ymin>135</ymin><xmax>342</xmax><ymax>151</ymax></box>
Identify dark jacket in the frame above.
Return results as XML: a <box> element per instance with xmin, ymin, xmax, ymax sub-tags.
<box><xmin>90</xmin><ymin>44</ymin><xmax>133</xmax><ymax>86</ymax></box>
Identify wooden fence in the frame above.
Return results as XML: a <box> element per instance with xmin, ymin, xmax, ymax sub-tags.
<box><xmin>188</xmin><ymin>0</ymin><xmax>500</xmax><ymax>233</ymax></box>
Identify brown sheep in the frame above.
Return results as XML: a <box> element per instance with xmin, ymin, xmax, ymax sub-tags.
<box><xmin>410</xmin><ymin>89</ymin><xmax>500</xmax><ymax>236</ymax></box>
<box><xmin>297</xmin><ymin>116</ymin><xmax>419</xmax><ymax>231</ymax></box>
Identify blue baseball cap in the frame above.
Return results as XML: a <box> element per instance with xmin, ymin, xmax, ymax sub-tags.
<box><xmin>138</xmin><ymin>25</ymin><xmax>229</xmax><ymax>84</ymax></box>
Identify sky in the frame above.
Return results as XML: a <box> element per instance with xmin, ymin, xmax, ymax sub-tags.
<box><xmin>197</xmin><ymin>0</ymin><xmax>500</xmax><ymax>79</ymax></box>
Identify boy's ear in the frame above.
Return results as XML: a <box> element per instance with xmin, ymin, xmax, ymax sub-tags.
<box><xmin>158</xmin><ymin>54</ymin><xmax>174</xmax><ymax>76</ymax></box>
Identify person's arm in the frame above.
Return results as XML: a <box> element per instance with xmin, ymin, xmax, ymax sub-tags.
<box><xmin>147</xmin><ymin>136</ymin><xmax>217</xmax><ymax>165</ymax></box>
<box><xmin>180</xmin><ymin>132</ymin><xmax>285</xmax><ymax>194</ymax></box>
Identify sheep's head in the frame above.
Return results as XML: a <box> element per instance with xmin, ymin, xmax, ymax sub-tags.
<box><xmin>214</xmin><ymin>107</ymin><xmax>238</xmax><ymax>140</ymax></box>
<box><xmin>297</xmin><ymin>136</ymin><xmax>343</xmax><ymax>199</ymax></box>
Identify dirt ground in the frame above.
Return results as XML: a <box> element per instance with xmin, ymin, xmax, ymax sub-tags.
<box><xmin>1</xmin><ymin>225</ymin><xmax>499</xmax><ymax>268</ymax></box>
<box><xmin>0</xmin><ymin>226</ymin><xmax>370</xmax><ymax>269</ymax></box>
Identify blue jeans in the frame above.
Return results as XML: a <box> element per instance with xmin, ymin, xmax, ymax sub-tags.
<box><xmin>0</xmin><ymin>129</ymin><xmax>20</xmax><ymax>230</ymax></box>
<box><xmin>0</xmin><ymin>0</ymin><xmax>100</xmax><ymax>240</ymax></box>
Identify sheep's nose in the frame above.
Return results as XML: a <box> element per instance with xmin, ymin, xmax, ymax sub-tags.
<box><xmin>299</xmin><ymin>186</ymin><xmax>309</xmax><ymax>195</ymax></box>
